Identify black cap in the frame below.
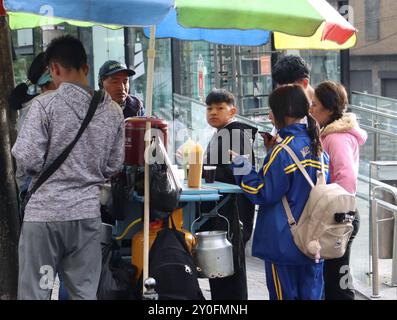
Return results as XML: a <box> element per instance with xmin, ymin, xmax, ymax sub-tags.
<box><xmin>98</xmin><ymin>60</ymin><xmax>135</xmax><ymax>78</ymax></box>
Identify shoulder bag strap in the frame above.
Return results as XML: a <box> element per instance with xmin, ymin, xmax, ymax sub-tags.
<box><xmin>282</xmin><ymin>196</ymin><xmax>297</xmax><ymax>227</ymax></box>
<box><xmin>278</xmin><ymin>143</ymin><xmax>315</xmax><ymax>188</ymax></box>
<box><xmin>23</xmin><ymin>90</ymin><xmax>104</xmax><ymax>203</ymax></box>
<box><xmin>278</xmin><ymin>143</ymin><xmax>314</xmax><ymax>228</ymax></box>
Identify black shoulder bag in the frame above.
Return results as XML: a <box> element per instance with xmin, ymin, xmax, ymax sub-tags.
<box><xmin>19</xmin><ymin>90</ymin><xmax>105</xmax><ymax>223</ymax></box>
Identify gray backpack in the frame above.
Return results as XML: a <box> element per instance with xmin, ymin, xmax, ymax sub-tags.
<box><xmin>279</xmin><ymin>144</ymin><xmax>356</xmax><ymax>260</ymax></box>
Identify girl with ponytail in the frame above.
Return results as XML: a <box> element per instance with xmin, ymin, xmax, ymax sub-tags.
<box><xmin>231</xmin><ymin>84</ymin><xmax>330</xmax><ymax>300</ymax></box>
<box><xmin>9</xmin><ymin>52</ymin><xmax>55</xmax><ymax>131</ymax></box>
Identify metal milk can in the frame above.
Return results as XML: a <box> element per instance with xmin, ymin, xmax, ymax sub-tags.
<box><xmin>191</xmin><ymin>213</ymin><xmax>234</xmax><ymax>278</ymax></box>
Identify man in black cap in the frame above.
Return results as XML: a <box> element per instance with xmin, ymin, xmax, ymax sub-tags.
<box><xmin>98</xmin><ymin>60</ymin><xmax>145</xmax><ymax>118</ymax></box>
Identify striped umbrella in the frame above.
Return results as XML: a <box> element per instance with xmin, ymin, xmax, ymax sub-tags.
<box><xmin>171</xmin><ymin>0</ymin><xmax>356</xmax><ymax>49</ymax></box>
<box><xmin>5</xmin><ymin>0</ymin><xmax>356</xmax><ymax>49</ymax></box>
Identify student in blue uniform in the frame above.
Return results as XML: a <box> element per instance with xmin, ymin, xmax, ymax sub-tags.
<box><xmin>231</xmin><ymin>84</ymin><xmax>330</xmax><ymax>300</ymax></box>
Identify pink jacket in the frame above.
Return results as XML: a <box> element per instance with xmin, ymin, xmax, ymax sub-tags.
<box><xmin>321</xmin><ymin>113</ymin><xmax>367</xmax><ymax>194</ymax></box>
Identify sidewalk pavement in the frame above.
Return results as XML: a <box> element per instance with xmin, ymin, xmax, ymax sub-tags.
<box><xmin>199</xmin><ymin>255</ymin><xmax>268</xmax><ymax>300</ymax></box>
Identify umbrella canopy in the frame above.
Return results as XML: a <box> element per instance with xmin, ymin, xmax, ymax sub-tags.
<box><xmin>146</xmin><ymin>8</ymin><xmax>270</xmax><ymax>46</ymax></box>
<box><xmin>172</xmin><ymin>0</ymin><xmax>356</xmax><ymax>49</ymax></box>
<box><xmin>5</xmin><ymin>0</ymin><xmax>356</xmax><ymax>49</ymax></box>
<box><xmin>4</xmin><ymin>0</ymin><xmax>174</xmax><ymax>28</ymax></box>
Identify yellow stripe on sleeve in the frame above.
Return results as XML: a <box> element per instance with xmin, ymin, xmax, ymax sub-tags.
<box><xmin>241</xmin><ymin>182</ymin><xmax>264</xmax><ymax>192</ymax></box>
<box><xmin>262</xmin><ymin>136</ymin><xmax>294</xmax><ymax>175</ymax></box>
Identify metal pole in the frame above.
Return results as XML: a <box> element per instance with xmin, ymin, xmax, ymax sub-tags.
<box><xmin>371</xmin><ymin>195</ymin><xmax>381</xmax><ymax>298</ymax></box>
<box><xmin>373</xmin><ymin>120</ymin><xmax>379</xmax><ymax>161</ymax></box>
<box><xmin>337</xmin><ymin>1</ymin><xmax>351</xmax><ymax>100</ymax></box>
<box><xmin>390</xmin><ymin>213</ymin><xmax>397</xmax><ymax>286</ymax></box>
<box><xmin>270</xmin><ymin>32</ymin><xmax>279</xmax><ymax>90</ymax></box>
<box><xmin>235</xmin><ymin>46</ymin><xmax>243</xmax><ymax>114</ymax></box>
<box><xmin>231</xmin><ymin>46</ymin><xmax>237</xmax><ymax>97</ymax></box>
<box><xmin>213</xmin><ymin>44</ymin><xmax>219</xmax><ymax>88</ymax></box>
<box><xmin>143</xmin><ymin>25</ymin><xmax>156</xmax><ymax>295</ymax></box>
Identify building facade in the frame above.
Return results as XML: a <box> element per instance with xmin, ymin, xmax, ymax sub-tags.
<box><xmin>349</xmin><ymin>0</ymin><xmax>397</xmax><ymax>98</ymax></box>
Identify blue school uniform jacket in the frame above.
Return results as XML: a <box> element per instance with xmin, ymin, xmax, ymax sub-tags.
<box><xmin>232</xmin><ymin>123</ymin><xmax>330</xmax><ymax>265</ymax></box>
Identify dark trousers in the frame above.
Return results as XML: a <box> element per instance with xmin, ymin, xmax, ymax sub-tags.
<box><xmin>265</xmin><ymin>261</ymin><xmax>324</xmax><ymax>300</ymax></box>
<box><xmin>324</xmin><ymin>212</ymin><xmax>360</xmax><ymax>300</ymax></box>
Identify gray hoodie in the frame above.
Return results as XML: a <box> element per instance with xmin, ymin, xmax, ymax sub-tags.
<box><xmin>12</xmin><ymin>82</ymin><xmax>125</xmax><ymax>222</ymax></box>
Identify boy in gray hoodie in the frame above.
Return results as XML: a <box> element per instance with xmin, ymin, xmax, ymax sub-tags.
<box><xmin>12</xmin><ymin>36</ymin><xmax>125</xmax><ymax>300</ymax></box>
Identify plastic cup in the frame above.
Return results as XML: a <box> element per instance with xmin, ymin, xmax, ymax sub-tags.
<box><xmin>203</xmin><ymin>166</ymin><xmax>216</xmax><ymax>183</ymax></box>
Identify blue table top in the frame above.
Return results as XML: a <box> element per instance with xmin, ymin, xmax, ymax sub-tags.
<box><xmin>133</xmin><ymin>180</ymin><xmax>242</xmax><ymax>203</ymax></box>
<box><xmin>182</xmin><ymin>180</ymin><xmax>243</xmax><ymax>195</ymax></box>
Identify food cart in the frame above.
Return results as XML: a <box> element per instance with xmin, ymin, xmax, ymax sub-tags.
<box><xmin>4</xmin><ymin>0</ymin><xmax>358</xmax><ymax>298</ymax></box>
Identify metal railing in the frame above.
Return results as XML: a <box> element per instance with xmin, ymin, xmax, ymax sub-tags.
<box><xmin>371</xmin><ymin>185</ymin><xmax>397</xmax><ymax>297</ymax></box>
<box><xmin>352</xmin><ymin>91</ymin><xmax>397</xmax><ymax>116</ymax></box>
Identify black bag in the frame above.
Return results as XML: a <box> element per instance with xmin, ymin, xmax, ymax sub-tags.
<box><xmin>19</xmin><ymin>90</ymin><xmax>104</xmax><ymax>222</ymax></box>
<box><xmin>142</xmin><ymin>218</ymin><xmax>205</xmax><ymax>300</ymax></box>
<box><xmin>109</xmin><ymin>170</ymin><xmax>130</xmax><ymax>220</ymax></box>
<box><xmin>97</xmin><ymin>240</ymin><xmax>137</xmax><ymax>300</ymax></box>
<box><xmin>149</xmin><ymin>136</ymin><xmax>182</xmax><ymax>218</ymax></box>
<box><xmin>150</xmin><ymin>162</ymin><xmax>182</xmax><ymax>216</ymax></box>
<box><xmin>102</xmin><ymin>167</ymin><xmax>138</xmax><ymax>223</ymax></box>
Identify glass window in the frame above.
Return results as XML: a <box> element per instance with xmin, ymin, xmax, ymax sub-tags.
<box><xmin>92</xmin><ymin>26</ymin><xmax>125</xmax><ymax>89</ymax></box>
<box><xmin>237</xmin><ymin>46</ymin><xmax>273</xmax><ymax>114</ymax></box>
<box><xmin>11</xmin><ymin>29</ymin><xmax>35</xmax><ymax>85</ymax></box>
<box><xmin>297</xmin><ymin>50</ymin><xmax>341</xmax><ymax>85</ymax></box>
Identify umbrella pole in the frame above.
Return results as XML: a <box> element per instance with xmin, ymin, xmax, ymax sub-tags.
<box><xmin>143</xmin><ymin>25</ymin><xmax>156</xmax><ymax>295</ymax></box>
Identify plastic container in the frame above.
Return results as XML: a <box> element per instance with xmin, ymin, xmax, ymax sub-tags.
<box><xmin>169</xmin><ymin>208</ymin><xmax>195</xmax><ymax>252</ymax></box>
<box><xmin>124</xmin><ymin>117</ymin><xmax>168</xmax><ymax>166</ymax></box>
<box><xmin>131</xmin><ymin>210</ymin><xmax>196</xmax><ymax>278</ymax></box>
<box><xmin>187</xmin><ymin>143</ymin><xmax>204</xmax><ymax>188</ymax></box>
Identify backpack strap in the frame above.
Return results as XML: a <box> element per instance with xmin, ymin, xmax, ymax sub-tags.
<box><xmin>278</xmin><ymin>143</ymin><xmax>313</xmax><ymax>229</ymax></box>
<box><xmin>278</xmin><ymin>144</ymin><xmax>314</xmax><ymax>188</ymax></box>
<box><xmin>279</xmin><ymin>144</ymin><xmax>326</xmax><ymax>229</ymax></box>
<box><xmin>282</xmin><ymin>196</ymin><xmax>297</xmax><ymax>227</ymax></box>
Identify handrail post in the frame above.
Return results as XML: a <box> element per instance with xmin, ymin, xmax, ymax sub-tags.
<box><xmin>371</xmin><ymin>189</ymin><xmax>381</xmax><ymax>298</ymax></box>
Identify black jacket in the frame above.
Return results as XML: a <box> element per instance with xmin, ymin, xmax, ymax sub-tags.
<box><xmin>201</xmin><ymin>120</ymin><xmax>257</xmax><ymax>254</ymax></box>
<box><xmin>122</xmin><ymin>95</ymin><xmax>145</xmax><ymax>118</ymax></box>
<box><xmin>204</xmin><ymin>121</ymin><xmax>257</xmax><ymax>184</ymax></box>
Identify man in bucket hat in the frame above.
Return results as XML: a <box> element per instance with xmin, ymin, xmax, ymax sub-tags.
<box><xmin>99</xmin><ymin>60</ymin><xmax>145</xmax><ymax>118</ymax></box>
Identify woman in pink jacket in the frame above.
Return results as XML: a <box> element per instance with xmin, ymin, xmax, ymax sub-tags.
<box><xmin>310</xmin><ymin>80</ymin><xmax>367</xmax><ymax>300</ymax></box>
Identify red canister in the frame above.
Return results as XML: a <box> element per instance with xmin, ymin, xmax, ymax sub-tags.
<box><xmin>124</xmin><ymin>117</ymin><xmax>168</xmax><ymax>166</ymax></box>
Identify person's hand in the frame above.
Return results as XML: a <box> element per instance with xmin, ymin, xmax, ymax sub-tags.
<box><xmin>229</xmin><ymin>150</ymin><xmax>250</xmax><ymax>163</ymax></box>
<box><xmin>260</xmin><ymin>132</ymin><xmax>277</xmax><ymax>151</ymax></box>
<box><xmin>229</xmin><ymin>150</ymin><xmax>239</xmax><ymax>162</ymax></box>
